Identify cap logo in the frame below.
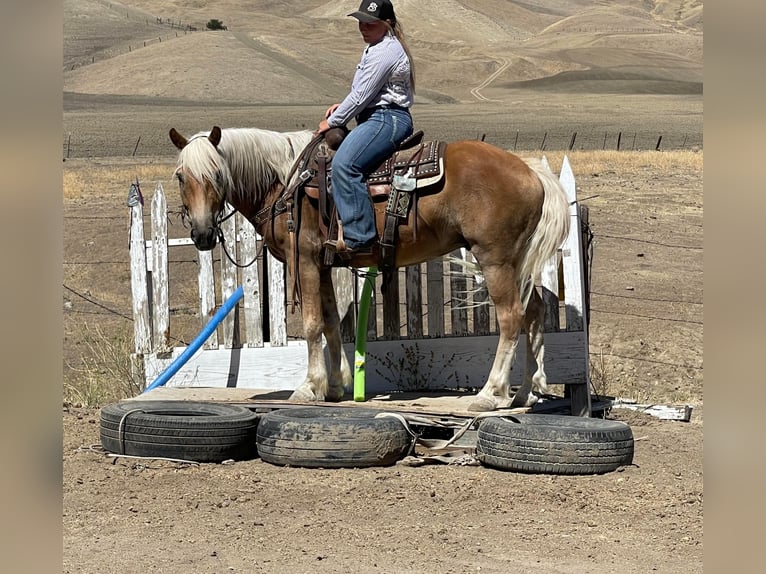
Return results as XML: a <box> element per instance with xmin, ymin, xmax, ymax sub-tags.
<box><xmin>367</xmin><ymin>2</ymin><xmax>378</xmax><ymax>12</ymax></box>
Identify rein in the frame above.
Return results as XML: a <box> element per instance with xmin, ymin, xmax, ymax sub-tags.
<box><xmin>214</xmin><ymin>208</ymin><xmax>262</xmax><ymax>269</ymax></box>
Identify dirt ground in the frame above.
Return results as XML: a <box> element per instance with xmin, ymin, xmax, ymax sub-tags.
<box><xmin>63</xmin><ymin>405</ymin><xmax>702</xmax><ymax>573</ymax></box>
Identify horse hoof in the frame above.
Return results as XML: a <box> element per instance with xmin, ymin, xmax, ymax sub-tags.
<box><xmin>289</xmin><ymin>386</ymin><xmax>319</xmax><ymax>402</ymax></box>
<box><xmin>467</xmin><ymin>395</ymin><xmax>497</xmax><ymax>412</ymax></box>
<box><xmin>326</xmin><ymin>386</ymin><xmax>345</xmax><ymax>402</ymax></box>
<box><xmin>510</xmin><ymin>393</ymin><xmax>539</xmax><ymax>409</ymax></box>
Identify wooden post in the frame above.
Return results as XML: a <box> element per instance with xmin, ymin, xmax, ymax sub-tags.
<box><xmin>150</xmin><ymin>184</ymin><xmax>169</xmax><ymax>354</ymax></box>
<box><xmin>239</xmin><ymin>214</ymin><xmax>263</xmax><ymax>347</ymax></box>
<box><xmin>219</xmin><ymin>205</ymin><xmax>239</xmax><ymax>348</ymax></box>
<box><xmin>129</xmin><ymin>193</ymin><xmax>151</xmax><ymax>355</ymax></box>
<box><xmin>426</xmin><ymin>259</ymin><xmax>444</xmax><ymax>338</ymax></box>
<box><xmin>449</xmin><ymin>250</ymin><xmax>468</xmax><ymax>335</ymax></box>
<box><xmin>405</xmin><ymin>265</ymin><xmax>423</xmax><ymax>338</ymax></box>
<box><xmin>559</xmin><ymin>156</ymin><xmax>591</xmax><ymax>417</ymax></box>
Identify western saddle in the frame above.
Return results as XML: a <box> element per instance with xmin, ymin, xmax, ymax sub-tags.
<box><xmin>292</xmin><ymin>127</ymin><xmax>447</xmax><ymax>270</ymax></box>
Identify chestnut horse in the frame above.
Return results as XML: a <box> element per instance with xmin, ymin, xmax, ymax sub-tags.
<box><xmin>169</xmin><ymin>126</ymin><xmax>570</xmax><ymax>411</ymax></box>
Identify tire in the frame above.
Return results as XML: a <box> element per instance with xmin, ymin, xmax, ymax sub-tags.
<box><xmin>100</xmin><ymin>400</ymin><xmax>260</xmax><ymax>463</ymax></box>
<box><xmin>476</xmin><ymin>414</ymin><xmax>634</xmax><ymax>475</ymax></box>
<box><xmin>256</xmin><ymin>407</ymin><xmax>412</xmax><ymax>468</ymax></box>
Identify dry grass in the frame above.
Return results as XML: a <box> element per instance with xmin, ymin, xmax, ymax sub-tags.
<box><xmin>63</xmin><ymin>322</ymin><xmax>143</xmax><ymax>408</ymax></box>
<box><xmin>62</xmin><ymin>150</ymin><xmax>702</xmax><ymax>201</ymax></box>
<box><xmin>63</xmin><ymin>160</ymin><xmax>176</xmax><ymax>200</ymax></box>
<box><xmin>531</xmin><ymin>149</ymin><xmax>703</xmax><ymax>176</ymax></box>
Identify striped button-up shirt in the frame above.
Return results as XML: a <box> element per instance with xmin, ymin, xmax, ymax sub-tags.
<box><xmin>327</xmin><ymin>33</ymin><xmax>413</xmax><ymax>128</ymax></box>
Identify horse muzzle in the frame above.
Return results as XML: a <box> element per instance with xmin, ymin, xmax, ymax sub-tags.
<box><xmin>190</xmin><ymin>226</ymin><xmax>218</xmax><ymax>251</ymax></box>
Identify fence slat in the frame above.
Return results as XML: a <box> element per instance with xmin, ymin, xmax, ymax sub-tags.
<box><xmin>129</xmin><ymin>201</ymin><xmax>151</xmax><ymax>354</ymax></box>
<box><xmin>239</xmin><ymin>215</ymin><xmax>263</xmax><ymax>347</ymax></box>
<box><xmin>150</xmin><ymin>184</ymin><xmax>170</xmax><ymax>353</ymax></box>
<box><xmin>267</xmin><ymin>250</ymin><xmax>287</xmax><ymax>346</ymax></box>
<box><xmin>449</xmin><ymin>250</ymin><xmax>468</xmax><ymax>335</ymax></box>
<box><xmin>426</xmin><ymin>259</ymin><xmax>444</xmax><ymax>338</ymax></box>
<box><xmin>560</xmin><ymin>157</ymin><xmax>586</xmax><ymax>331</ymax></box>
<box><xmin>405</xmin><ymin>265</ymin><xmax>423</xmax><ymax>338</ymax></box>
<box><xmin>382</xmin><ymin>270</ymin><xmax>400</xmax><ymax>339</ymax></box>
<box><xmin>219</xmin><ymin>206</ymin><xmax>239</xmax><ymax>348</ymax></box>
<box><xmin>198</xmin><ymin>250</ymin><xmax>217</xmax><ymax>349</ymax></box>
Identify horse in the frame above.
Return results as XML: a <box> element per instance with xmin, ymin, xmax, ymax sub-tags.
<box><xmin>169</xmin><ymin>125</ymin><xmax>570</xmax><ymax>411</ymax></box>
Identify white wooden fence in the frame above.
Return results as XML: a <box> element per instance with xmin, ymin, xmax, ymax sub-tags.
<box><xmin>129</xmin><ymin>156</ymin><xmax>591</xmax><ymax>414</ymax></box>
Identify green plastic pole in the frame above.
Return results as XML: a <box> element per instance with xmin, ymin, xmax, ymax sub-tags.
<box><xmin>353</xmin><ymin>266</ymin><xmax>378</xmax><ymax>402</ymax></box>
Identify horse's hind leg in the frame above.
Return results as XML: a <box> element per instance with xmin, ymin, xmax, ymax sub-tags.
<box><xmin>468</xmin><ymin>262</ymin><xmax>525</xmax><ymax>412</ymax></box>
<box><xmin>319</xmin><ymin>270</ymin><xmax>352</xmax><ymax>401</ymax></box>
<box><xmin>511</xmin><ymin>287</ymin><xmax>549</xmax><ymax>408</ymax></box>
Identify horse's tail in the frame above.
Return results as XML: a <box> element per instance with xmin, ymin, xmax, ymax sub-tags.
<box><xmin>517</xmin><ymin>158</ymin><xmax>571</xmax><ymax>309</ymax></box>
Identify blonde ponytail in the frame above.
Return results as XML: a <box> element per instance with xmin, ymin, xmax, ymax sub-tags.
<box><xmin>389</xmin><ymin>20</ymin><xmax>416</xmax><ymax>93</ymax></box>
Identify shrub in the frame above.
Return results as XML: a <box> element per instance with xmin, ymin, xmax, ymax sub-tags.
<box><xmin>206</xmin><ymin>19</ymin><xmax>226</xmax><ymax>31</ymax></box>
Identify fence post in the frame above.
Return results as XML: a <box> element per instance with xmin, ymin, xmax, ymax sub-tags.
<box><xmin>150</xmin><ymin>184</ymin><xmax>170</xmax><ymax>354</ymax></box>
<box><xmin>130</xmin><ymin>193</ymin><xmax>151</xmax><ymax>355</ymax></box>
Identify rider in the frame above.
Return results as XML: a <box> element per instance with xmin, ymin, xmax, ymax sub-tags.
<box><xmin>316</xmin><ymin>0</ymin><xmax>415</xmax><ymax>255</ymax></box>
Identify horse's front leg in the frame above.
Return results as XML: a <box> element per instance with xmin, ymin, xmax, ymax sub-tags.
<box><xmin>511</xmin><ymin>287</ymin><xmax>548</xmax><ymax>408</ymax></box>
<box><xmin>319</xmin><ymin>269</ymin><xmax>352</xmax><ymax>401</ymax></box>
<box><xmin>289</xmin><ymin>265</ymin><xmax>330</xmax><ymax>402</ymax></box>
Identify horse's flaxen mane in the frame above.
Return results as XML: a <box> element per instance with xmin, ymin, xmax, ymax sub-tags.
<box><xmin>175</xmin><ymin>127</ymin><xmax>314</xmax><ymax>205</ymax></box>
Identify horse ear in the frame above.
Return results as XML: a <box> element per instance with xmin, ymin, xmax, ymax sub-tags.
<box><xmin>209</xmin><ymin>126</ymin><xmax>222</xmax><ymax>148</ymax></box>
<box><xmin>169</xmin><ymin>128</ymin><xmax>187</xmax><ymax>150</ymax></box>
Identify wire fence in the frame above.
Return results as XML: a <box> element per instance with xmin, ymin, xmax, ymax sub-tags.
<box><xmin>62</xmin><ymin>129</ymin><xmax>703</xmax><ymax>160</ymax></box>
<box><xmin>62</xmin><ymin>227</ymin><xmax>703</xmax><ymax>372</ymax></box>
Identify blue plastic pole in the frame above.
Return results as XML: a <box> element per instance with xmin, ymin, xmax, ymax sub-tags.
<box><xmin>141</xmin><ymin>285</ymin><xmax>244</xmax><ymax>394</ymax></box>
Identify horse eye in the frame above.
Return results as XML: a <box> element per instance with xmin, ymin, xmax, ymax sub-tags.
<box><xmin>176</xmin><ymin>172</ymin><xmax>185</xmax><ymax>185</ymax></box>
<box><xmin>215</xmin><ymin>170</ymin><xmax>223</xmax><ymax>185</ymax></box>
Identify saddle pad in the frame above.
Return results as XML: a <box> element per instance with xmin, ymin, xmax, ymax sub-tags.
<box><xmin>367</xmin><ymin>140</ymin><xmax>443</xmax><ymax>185</ymax></box>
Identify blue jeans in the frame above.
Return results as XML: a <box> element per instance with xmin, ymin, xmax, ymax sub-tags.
<box><xmin>331</xmin><ymin>107</ymin><xmax>413</xmax><ymax>249</ymax></box>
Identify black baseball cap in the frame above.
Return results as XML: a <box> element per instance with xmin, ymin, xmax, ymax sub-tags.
<box><xmin>348</xmin><ymin>0</ymin><xmax>396</xmax><ymax>24</ymax></box>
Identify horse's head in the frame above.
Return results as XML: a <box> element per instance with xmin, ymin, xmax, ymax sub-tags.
<box><xmin>169</xmin><ymin>126</ymin><xmax>232</xmax><ymax>250</ymax></box>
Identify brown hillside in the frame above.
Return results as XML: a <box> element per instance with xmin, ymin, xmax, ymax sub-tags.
<box><xmin>64</xmin><ymin>0</ymin><xmax>703</xmax><ymax>105</ymax></box>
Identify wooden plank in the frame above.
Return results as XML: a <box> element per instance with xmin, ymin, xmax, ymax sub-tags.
<box><xmin>405</xmin><ymin>264</ymin><xmax>423</xmax><ymax>338</ymax></box>
<box><xmin>470</xmin><ymin>251</ymin><xmax>491</xmax><ymax>335</ymax></box>
<box><xmin>142</xmin><ymin>331</ymin><xmax>590</xmax><ymax>395</ymax></box>
<box><xmin>449</xmin><ymin>249</ymin><xmax>468</xmax><ymax>335</ymax></box>
<box><xmin>426</xmin><ymin>259</ymin><xmax>444</xmax><ymax>338</ymax></box>
<box><xmin>129</xmin><ymin>199</ymin><xmax>151</xmax><ymax>354</ymax></box>
<box><xmin>219</xmin><ymin>205</ymin><xmax>239</xmax><ymax>348</ymax></box>
<box><xmin>346</xmin><ymin>331</ymin><xmax>588</xmax><ymax>393</ymax></box>
<box><xmin>150</xmin><ymin>184</ymin><xmax>170</xmax><ymax>353</ymax></box>
<box><xmin>612</xmin><ymin>401</ymin><xmax>693</xmax><ymax>422</ymax></box>
<box><xmin>558</xmin><ymin>155</ymin><xmax>591</xmax><ymax>416</ymax></box>
<box><xmin>540</xmin><ymin>255</ymin><xmax>560</xmax><ymax>332</ymax></box>
<box><xmin>333</xmin><ymin>267</ymin><xmax>356</xmax><ymax>342</ymax></box>
<box><xmin>143</xmin><ymin>340</ymin><xmax>310</xmax><ymax>389</ymax></box>
<box><xmin>560</xmin><ymin>156</ymin><xmax>586</xmax><ymax>331</ymax></box>
<box><xmin>382</xmin><ymin>269</ymin><xmax>400</xmax><ymax>339</ymax></box>
<box><xmin>239</xmin><ymin>215</ymin><xmax>263</xmax><ymax>347</ymax></box>
<box><xmin>198</xmin><ymin>249</ymin><xmax>217</xmax><ymax>349</ymax></box>
<box><xmin>267</xmin><ymin>249</ymin><xmax>287</xmax><ymax>346</ymax></box>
